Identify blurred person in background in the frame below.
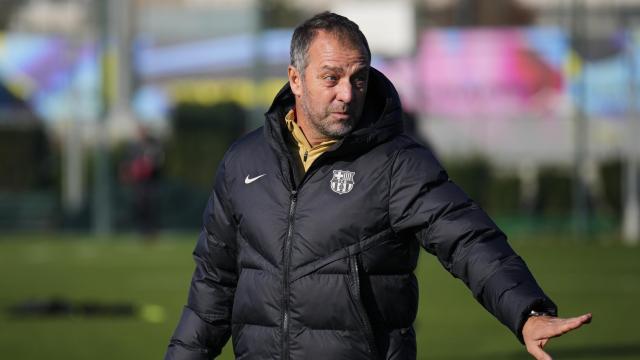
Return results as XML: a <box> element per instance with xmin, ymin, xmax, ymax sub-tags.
<box><xmin>165</xmin><ymin>12</ymin><xmax>590</xmax><ymax>360</ymax></box>
<box><xmin>119</xmin><ymin>124</ymin><xmax>164</xmax><ymax>240</ymax></box>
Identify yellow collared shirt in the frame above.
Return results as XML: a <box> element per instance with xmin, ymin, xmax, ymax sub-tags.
<box><xmin>285</xmin><ymin>109</ymin><xmax>337</xmax><ymax>172</ymax></box>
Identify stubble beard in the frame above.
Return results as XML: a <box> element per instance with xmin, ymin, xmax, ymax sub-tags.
<box><xmin>300</xmin><ymin>84</ymin><xmax>356</xmax><ymax>140</ymax></box>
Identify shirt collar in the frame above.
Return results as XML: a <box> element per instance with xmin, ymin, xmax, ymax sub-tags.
<box><xmin>284</xmin><ymin>109</ymin><xmax>336</xmax><ymax>150</ymax></box>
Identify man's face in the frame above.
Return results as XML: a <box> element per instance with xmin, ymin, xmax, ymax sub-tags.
<box><xmin>288</xmin><ymin>30</ymin><xmax>369</xmax><ymax>144</ymax></box>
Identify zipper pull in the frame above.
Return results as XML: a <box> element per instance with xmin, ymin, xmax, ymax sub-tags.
<box><xmin>303</xmin><ymin>150</ymin><xmax>308</xmax><ymax>163</ymax></box>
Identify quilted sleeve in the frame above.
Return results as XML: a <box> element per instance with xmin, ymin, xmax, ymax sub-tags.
<box><xmin>388</xmin><ymin>144</ymin><xmax>556</xmax><ymax>342</ymax></box>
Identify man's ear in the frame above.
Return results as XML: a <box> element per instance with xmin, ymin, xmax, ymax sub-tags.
<box><xmin>288</xmin><ymin>65</ymin><xmax>302</xmax><ymax>97</ymax></box>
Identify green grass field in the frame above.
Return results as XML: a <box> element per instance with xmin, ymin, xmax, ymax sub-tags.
<box><xmin>0</xmin><ymin>233</ymin><xmax>638</xmax><ymax>360</ymax></box>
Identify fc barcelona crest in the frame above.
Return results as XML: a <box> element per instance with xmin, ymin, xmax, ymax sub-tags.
<box><xmin>330</xmin><ymin>170</ymin><xmax>355</xmax><ymax>195</ymax></box>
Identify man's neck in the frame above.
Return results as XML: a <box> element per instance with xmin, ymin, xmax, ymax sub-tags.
<box><xmin>294</xmin><ymin>106</ymin><xmax>332</xmax><ymax>147</ymax></box>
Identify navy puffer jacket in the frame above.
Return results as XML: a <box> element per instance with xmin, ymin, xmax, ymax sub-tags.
<box><xmin>165</xmin><ymin>68</ymin><xmax>557</xmax><ymax>360</ymax></box>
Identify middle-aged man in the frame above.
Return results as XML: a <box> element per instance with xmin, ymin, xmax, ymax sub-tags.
<box><xmin>166</xmin><ymin>12</ymin><xmax>591</xmax><ymax>360</ymax></box>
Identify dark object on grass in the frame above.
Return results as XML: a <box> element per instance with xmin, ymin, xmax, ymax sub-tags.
<box><xmin>7</xmin><ymin>298</ymin><xmax>135</xmax><ymax>318</ymax></box>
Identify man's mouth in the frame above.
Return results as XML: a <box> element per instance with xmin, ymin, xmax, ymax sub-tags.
<box><xmin>331</xmin><ymin>112</ymin><xmax>351</xmax><ymax>119</ymax></box>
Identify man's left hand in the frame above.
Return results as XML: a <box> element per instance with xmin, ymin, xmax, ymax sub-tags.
<box><xmin>522</xmin><ymin>313</ymin><xmax>592</xmax><ymax>360</ymax></box>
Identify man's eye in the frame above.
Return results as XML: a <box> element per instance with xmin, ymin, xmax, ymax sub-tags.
<box><xmin>324</xmin><ymin>75</ymin><xmax>338</xmax><ymax>82</ymax></box>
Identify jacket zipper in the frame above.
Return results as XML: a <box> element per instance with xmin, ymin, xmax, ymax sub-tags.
<box><xmin>350</xmin><ymin>256</ymin><xmax>379</xmax><ymax>358</ymax></box>
<box><xmin>282</xmin><ymin>189</ymin><xmax>298</xmax><ymax>360</ymax></box>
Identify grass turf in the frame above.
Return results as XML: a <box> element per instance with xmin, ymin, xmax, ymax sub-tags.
<box><xmin>0</xmin><ymin>233</ymin><xmax>638</xmax><ymax>359</ymax></box>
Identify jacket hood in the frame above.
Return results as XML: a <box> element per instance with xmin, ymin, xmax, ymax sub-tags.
<box><xmin>264</xmin><ymin>67</ymin><xmax>404</xmax><ymax>158</ymax></box>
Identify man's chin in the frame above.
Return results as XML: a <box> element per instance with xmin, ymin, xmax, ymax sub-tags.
<box><xmin>322</xmin><ymin>124</ymin><xmax>354</xmax><ymax>139</ymax></box>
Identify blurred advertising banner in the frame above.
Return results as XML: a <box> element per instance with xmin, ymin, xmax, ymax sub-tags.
<box><xmin>382</xmin><ymin>27</ymin><xmax>639</xmax><ymax>122</ymax></box>
<box><xmin>566</xmin><ymin>29</ymin><xmax>638</xmax><ymax>119</ymax></box>
<box><xmin>0</xmin><ymin>30</ymin><xmax>293</xmax><ymax>124</ymax></box>
<box><xmin>1</xmin><ymin>26</ymin><xmax>639</xmax><ymax>125</ymax></box>
<box><xmin>382</xmin><ymin>27</ymin><xmax>568</xmax><ymax>120</ymax></box>
<box><xmin>134</xmin><ymin>29</ymin><xmax>293</xmax><ymax>119</ymax></box>
<box><xmin>376</xmin><ymin>27</ymin><xmax>636</xmax><ymax>164</ymax></box>
<box><xmin>0</xmin><ymin>34</ymin><xmax>100</xmax><ymax>123</ymax></box>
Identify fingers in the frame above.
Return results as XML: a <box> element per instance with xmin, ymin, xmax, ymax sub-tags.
<box><xmin>559</xmin><ymin>313</ymin><xmax>592</xmax><ymax>333</ymax></box>
<box><xmin>577</xmin><ymin>313</ymin><xmax>593</xmax><ymax>324</ymax></box>
<box><xmin>526</xmin><ymin>340</ymin><xmax>553</xmax><ymax>360</ymax></box>
<box><xmin>563</xmin><ymin>313</ymin><xmax>592</xmax><ymax>326</ymax></box>
<box><xmin>523</xmin><ymin>313</ymin><xmax>592</xmax><ymax>360</ymax></box>
<box><xmin>531</xmin><ymin>313</ymin><xmax>591</xmax><ymax>339</ymax></box>
<box><xmin>549</xmin><ymin>313</ymin><xmax>593</xmax><ymax>338</ymax></box>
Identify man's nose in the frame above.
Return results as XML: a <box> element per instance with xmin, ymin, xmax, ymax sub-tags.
<box><xmin>336</xmin><ymin>80</ymin><xmax>353</xmax><ymax>104</ymax></box>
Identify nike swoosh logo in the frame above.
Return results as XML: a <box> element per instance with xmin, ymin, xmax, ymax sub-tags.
<box><xmin>245</xmin><ymin>174</ymin><xmax>266</xmax><ymax>184</ymax></box>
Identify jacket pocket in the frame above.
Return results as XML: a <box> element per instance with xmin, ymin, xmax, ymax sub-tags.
<box><xmin>347</xmin><ymin>254</ymin><xmax>379</xmax><ymax>359</ymax></box>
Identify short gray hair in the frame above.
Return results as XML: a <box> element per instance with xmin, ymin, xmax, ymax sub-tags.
<box><xmin>290</xmin><ymin>12</ymin><xmax>371</xmax><ymax>74</ymax></box>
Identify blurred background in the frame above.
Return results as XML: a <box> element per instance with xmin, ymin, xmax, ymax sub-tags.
<box><xmin>0</xmin><ymin>0</ymin><xmax>639</xmax><ymax>359</ymax></box>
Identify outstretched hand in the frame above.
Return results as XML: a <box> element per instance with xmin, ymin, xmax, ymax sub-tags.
<box><xmin>522</xmin><ymin>313</ymin><xmax>592</xmax><ymax>360</ymax></box>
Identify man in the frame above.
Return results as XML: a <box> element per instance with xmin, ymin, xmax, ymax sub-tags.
<box><xmin>165</xmin><ymin>12</ymin><xmax>591</xmax><ymax>360</ymax></box>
